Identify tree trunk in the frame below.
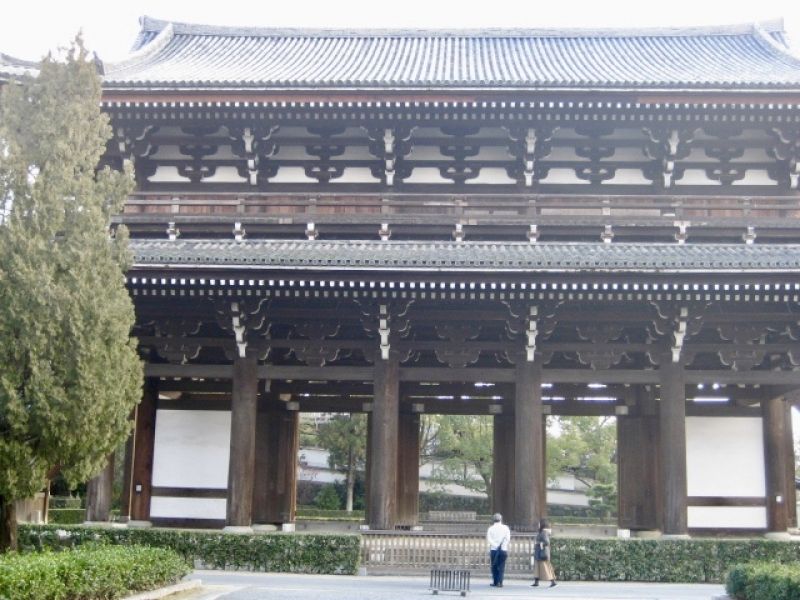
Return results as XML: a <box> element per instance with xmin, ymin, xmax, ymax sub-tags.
<box><xmin>0</xmin><ymin>496</ymin><xmax>17</xmax><ymax>553</ymax></box>
<box><xmin>346</xmin><ymin>452</ymin><xmax>355</xmax><ymax>513</ymax></box>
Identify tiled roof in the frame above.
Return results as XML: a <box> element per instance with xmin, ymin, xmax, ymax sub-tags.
<box><xmin>0</xmin><ymin>53</ymin><xmax>38</xmax><ymax>80</ymax></box>
<box><xmin>102</xmin><ymin>17</ymin><xmax>800</xmax><ymax>90</ymax></box>
<box><xmin>130</xmin><ymin>240</ymin><xmax>800</xmax><ymax>273</ymax></box>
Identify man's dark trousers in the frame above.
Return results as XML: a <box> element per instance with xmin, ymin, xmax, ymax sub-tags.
<box><xmin>490</xmin><ymin>549</ymin><xmax>508</xmax><ymax>586</ymax></box>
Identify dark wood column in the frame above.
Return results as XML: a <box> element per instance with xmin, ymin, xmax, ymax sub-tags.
<box><xmin>396</xmin><ymin>411</ymin><xmax>420</xmax><ymax>528</ymax></box>
<box><xmin>783</xmin><ymin>401</ymin><xmax>797</xmax><ymax>528</ymax></box>
<box><xmin>617</xmin><ymin>399</ymin><xmax>661</xmax><ymax>531</ymax></box>
<box><xmin>254</xmin><ymin>405</ymin><xmax>299</xmax><ymax>527</ymax></box>
<box><xmin>226</xmin><ymin>355</ymin><xmax>258</xmax><ymax>530</ymax></box>
<box><xmin>364</xmin><ymin>412</ymin><xmax>373</xmax><ymax>518</ymax></box>
<box><xmin>514</xmin><ymin>359</ymin><xmax>544</xmax><ymax>530</ymax></box>
<box><xmin>763</xmin><ymin>395</ymin><xmax>789</xmax><ymax>535</ymax></box>
<box><xmin>85</xmin><ymin>454</ymin><xmax>114</xmax><ymax>523</ymax></box>
<box><xmin>119</xmin><ymin>430</ymin><xmax>134</xmax><ymax>521</ymax></box>
<box><xmin>492</xmin><ymin>414</ymin><xmax>515</xmax><ymax>522</ymax></box>
<box><xmin>659</xmin><ymin>361</ymin><xmax>688</xmax><ymax>537</ymax></box>
<box><xmin>130</xmin><ymin>378</ymin><xmax>158</xmax><ymax>524</ymax></box>
<box><xmin>368</xmin><ymin>354</ymin><xmax>399</xmax><ymax>530</ymax></box>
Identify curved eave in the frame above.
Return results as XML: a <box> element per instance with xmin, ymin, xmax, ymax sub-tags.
<box><xmin>101</xmin><ymin>83</ymin><xmax>800</xmax><ymax>94</ymax></box>
<box><xmin>129</xmin><ymin>262</ymin><xmax>800</xmax><ymax>275</ymax></box>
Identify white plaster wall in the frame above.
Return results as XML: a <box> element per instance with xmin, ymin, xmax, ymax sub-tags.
<box><xmin>686</xmin><ymin>417</ymin><xmax>765</xmax><ymax>497</ymax></box>
<box><xmin>466</xmin><ymin>168</ymin><xmax>516</xmax><ymax>185</ymax></box>
<box><xmin>605</xmin><ymin>169</ymin><xmax>651</xmax><ymax>185</ymax></box>
<box><xmin>150</xmin><ymin>497</ymin><xmax>227</xmax><ymax>520</ymax></box>
<box><xmin>148</xmin><ymin>166</ymin><xmax>188</xmax><ymax>183</ymax></box>
<box><xmin>152</xmin><ymin>409</ymin><xmax>231</xmax><ymax>489</ymax></box>
<box><xmin>686</xmin><ymin>416</ymin><xmax>766</xmax><ymax>529</ymax></box>
<box><xmin>688</xmin><ymin>507</ymin><xmax>767</xmax><ymax>529</ymax></box>
<box><xmin>733</xmin><ymin>170</ymin><xmax>775</xmax><ymax>186</ymax></box>
<box><xmin>205</xmin><ymin>167</ymin><xmax>247</xmax><ymax>183</ymax></box>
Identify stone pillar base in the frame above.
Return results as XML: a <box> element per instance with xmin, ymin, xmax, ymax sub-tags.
<box><xmin>661</xmin><ymin>533</ymin><xmax>691</xmax><ymax>540</ymax></box>
<box><xmin>281</xmin><ymin>523</ymin><xmax>295</xmax><ymax>532</ymax></box>
<box><xmin>764</xmin><ymin>531</ymin><xmax>792</xmax><ymax>541</ymax></box>
<box><xmin>223</xmin><ymin>525</ymin><xmax>254</xmax><ymax>534</ymax></box>
<box><xmin>127</xmin><ymin>520</ymin><xmax>152</xmax><ymax>529</ymax></box>
<box><xmin>82</xmin><ymin>520</ymin><xmax>114</xmax><ymax>528</ymax></box>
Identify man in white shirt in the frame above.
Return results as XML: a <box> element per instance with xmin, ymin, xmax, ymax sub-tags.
<box><xmin>486</xmin><ymin>512</ymin><xmax>511</xmax><ymax>587</ymax></box>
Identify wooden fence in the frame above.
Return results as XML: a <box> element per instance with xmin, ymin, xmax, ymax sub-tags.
<box><xmin>361</xmin><ymin>532</ymin><xmax>537</xmax><ymax>575</ymax></box>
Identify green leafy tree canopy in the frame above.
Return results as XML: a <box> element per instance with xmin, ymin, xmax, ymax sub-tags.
<box><xmin>0</xmin><ymin>39</ymin><xmax>142</xmax><ymax>551</ymax></box>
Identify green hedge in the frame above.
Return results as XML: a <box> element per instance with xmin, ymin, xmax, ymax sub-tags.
<box><xmin>0</xmin><ymin>545</ymin><xmax>190</xmax><ymax>600</ymax></box>
<box><xmin>296</xmin><ymin>508</ymin><xmax>365</xmax><ymax>521</ymax></box>
<box><xmin>20</xmin><ymin>524</ymin><xmax>360</xmax><ymax>575</ymax></box>
<box><xmin>553</xmin><ymin>539</ymin><xmax>800</xmax><ymax>583</ymax></box>
<box><xmin>727</xmin><ymin>562</ymin><xmax>800</xmax><ymax>600</ymax></box>
<box><xmin>47</xmin><ymin>508</ymin><xmax>86</xmax><ymax>525</ymax></box>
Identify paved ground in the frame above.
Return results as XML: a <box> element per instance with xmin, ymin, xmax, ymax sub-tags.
<box><xmin>183</xmin><ymin>571</ymin><xmax>726</xmax><ymax>600</ymax></box>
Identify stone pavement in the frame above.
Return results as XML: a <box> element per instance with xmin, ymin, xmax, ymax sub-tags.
<box><xmin>182</xmin><ymin>571</ymin><xmax>726</xmax><ymax>600</ymax></box>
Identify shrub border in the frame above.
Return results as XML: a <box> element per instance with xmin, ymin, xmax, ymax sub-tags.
<box><xmin>20</xmin><ymin>524</ymin><xmax>361</xmax><ymax>575</ymax></box>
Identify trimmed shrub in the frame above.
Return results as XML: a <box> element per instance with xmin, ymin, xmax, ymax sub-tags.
<box><xmin>20</xmin><ymin>524</ymin><xmax>361</xmax><ymax>575</ymax></box>
<box><xmin>727</xmin><ymin>562</ymin><xmax>800</xmax><ymax>600</ymax></box>
<box><xmin>47</xmin><ymin>508</ymin><xmax>86</xmax><ymax>525</ymax></box>
<box><xmin>296</xmin><ymin>508</ymin><xmax>365</xmax><ymax>521</ymax></box>
<box><xmin>0</xmin><ymin>545</ymin><xmax>189</xmax><ymax>600</ymax></box>
<box><xmin>553</xmin><ymin>539</ymin><xmax>800</xmax><ymax>583</ymax></box>
<box><xmin>313</xmin><ymin>484</ymin><xmax>342</xmax><ymax>510</ymax></box>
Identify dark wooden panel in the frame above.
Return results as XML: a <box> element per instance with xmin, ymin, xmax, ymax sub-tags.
<box><xmin>227</xmin><ymin>356</ymin><xmax>258</xmax><ymax>527</ymax></box>
<box><xmin>396</xmin><ymin>412</ymin><xmax>420</xmax><ymax>527</ymax></box>
<box><xmin>130</xmin><ymin>379</ymin><xmax>158</xmax><ymax>522</ymax></box>
<box><xmin>659</xmin><ymin>361</ymin><xmax>688</xmax><ymax>536</ymax></box>
<box><xmin>514</xmin><ymin>360</ymin><xmax>544</xmax><ymax>530</ymax></box>
<box><xmin>617</xmin><ymin>411</ymin><xmax>660</xmax><ymax>531</ymax></box>
<box><xmin>150</xmin><ymin>518</ymin><xmax>225</xmax><ymax>529</ymax></box>
<box><xmin>152</xmin><ymin>487</ymin><xmax>228</xmax><ymax>499</ymax></box>
<box><xmin>368</xmin><ymin>355</ymin><xmax>400</xmax><ymax>530</ymax></box>
<box><xmin>687</xmin><ymin>496</ymin><xmax>766</xmax><ymax>507</ymax></box>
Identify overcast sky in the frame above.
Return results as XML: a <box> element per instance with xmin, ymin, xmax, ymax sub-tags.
<box><xmin>2</xmin><ymin>0</ymin><xmax>800</xmax><ymax>61</ymax></box>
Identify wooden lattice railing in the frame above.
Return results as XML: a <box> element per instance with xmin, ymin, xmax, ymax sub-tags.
<box><xmin>360</xmin><ymin>532</ymin><xmax>536</xmax><ymax>574</ymax></box>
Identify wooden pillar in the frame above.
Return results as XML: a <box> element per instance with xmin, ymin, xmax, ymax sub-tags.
<box><xmin>763</xmin><ymin>395</ymin><xmax>789</xmax><ymax>534</ymax></box>
<box><xmin>130</xmin><ymin>378</ymin><xmax>158</xmax><ymax>524</ymax></box>
<box><xmin>514</xmin><ymin>359</ymin><xmax>544</xmax><ymax>530</ymax></box>
<box><xmin>368</xmin><ymin>355</ymin><xmax>399</xmax><ymax>530</ymax></box>
<box><xmin>659</xmin><ymin>361</ymin><xmax>688</xmax><ymax>537</ymax></box>
<box><xmin>254</xmin><ymin>405</ymin><xmax>299</xmax><ymax>527</ymax></box>
<box><xmin>226</xmin><ymin>355</ymin><xmax>258</xmax><ymax>530</ymax></box>
<box><xmin>85</xmin><ymin>454</ymin><xmax>114</xmax><ymax>523</ymax></box>
<box><xmin>396</xmin><ymin>411</ymin><xmax>420</xmax><ymax>528</ymax></box>
<box><xmin>492</xmin><ymin>414</ymin><xmax>515</xmax><ymax>522</ymax></box>
<box><xmin>617</xmin><ymin>397</ymin><xmax>661</xmax><ymax>531</ymax></box>
<box><xmin>783</xmin><ymin>402</ymin><xmax>797</xmax><ymax>528</ymax></box>
<box><xmin>119</xmin><ymin>430</ymin><xmax>134</xmax><ymax>521</ymax></box>
<box><xmin>364</xmin><ymin>411</ymin><xmax>373</xmax><ymax>518</ymax></box>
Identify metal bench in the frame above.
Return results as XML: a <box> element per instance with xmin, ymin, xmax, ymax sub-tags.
<box><xmin>430</xmin><ymin>568</ymin><xmax>470</xmax><ymax>596</ymax></box>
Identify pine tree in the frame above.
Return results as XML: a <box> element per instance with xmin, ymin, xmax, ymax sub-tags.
<box><xmin>317</xmin><ymin>414</ymin><xmax>367</xmax><ymax>512</ymax></box>
<box><xmin>0</xmin><ymin>38</ymin><xmax>142</xmax><ymax>552</ymax></box>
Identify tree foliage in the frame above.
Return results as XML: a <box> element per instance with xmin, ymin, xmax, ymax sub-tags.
<box><xmin>0</xmin><ymin>39</ymin><xmax>142</xmax><ymax>551</ymax></box>
<box><xmin>547</xmin><ymin>416</ymin><xmax>617</xmax><ymax>516</ymax></box>
<box><xmin>316</xmin><ymin>413</ymin><xmax>366</xmax><ymax>512</ymax></box>
<box><xmin>422</xmin><ymin>415</ymin><xmax>493</xmax><ymax>503</ymax></box>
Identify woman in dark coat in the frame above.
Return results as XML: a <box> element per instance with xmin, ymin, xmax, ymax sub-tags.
<box><xmin>532</xmin><ymin>519</ymin><xmax>557</xmax><ymax>588</ymax></box>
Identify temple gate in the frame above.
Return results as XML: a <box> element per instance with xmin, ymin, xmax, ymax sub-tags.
<box><xmin>62</xmin><ymin>17</ymin><xmax>800</xmax><ymax>537</ymax></box>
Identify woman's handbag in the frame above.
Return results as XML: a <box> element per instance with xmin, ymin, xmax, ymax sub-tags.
<box><xmin>534</xmin><ymin>543</ymin><xmax>548</xmax><ymax>562</ymax></box>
